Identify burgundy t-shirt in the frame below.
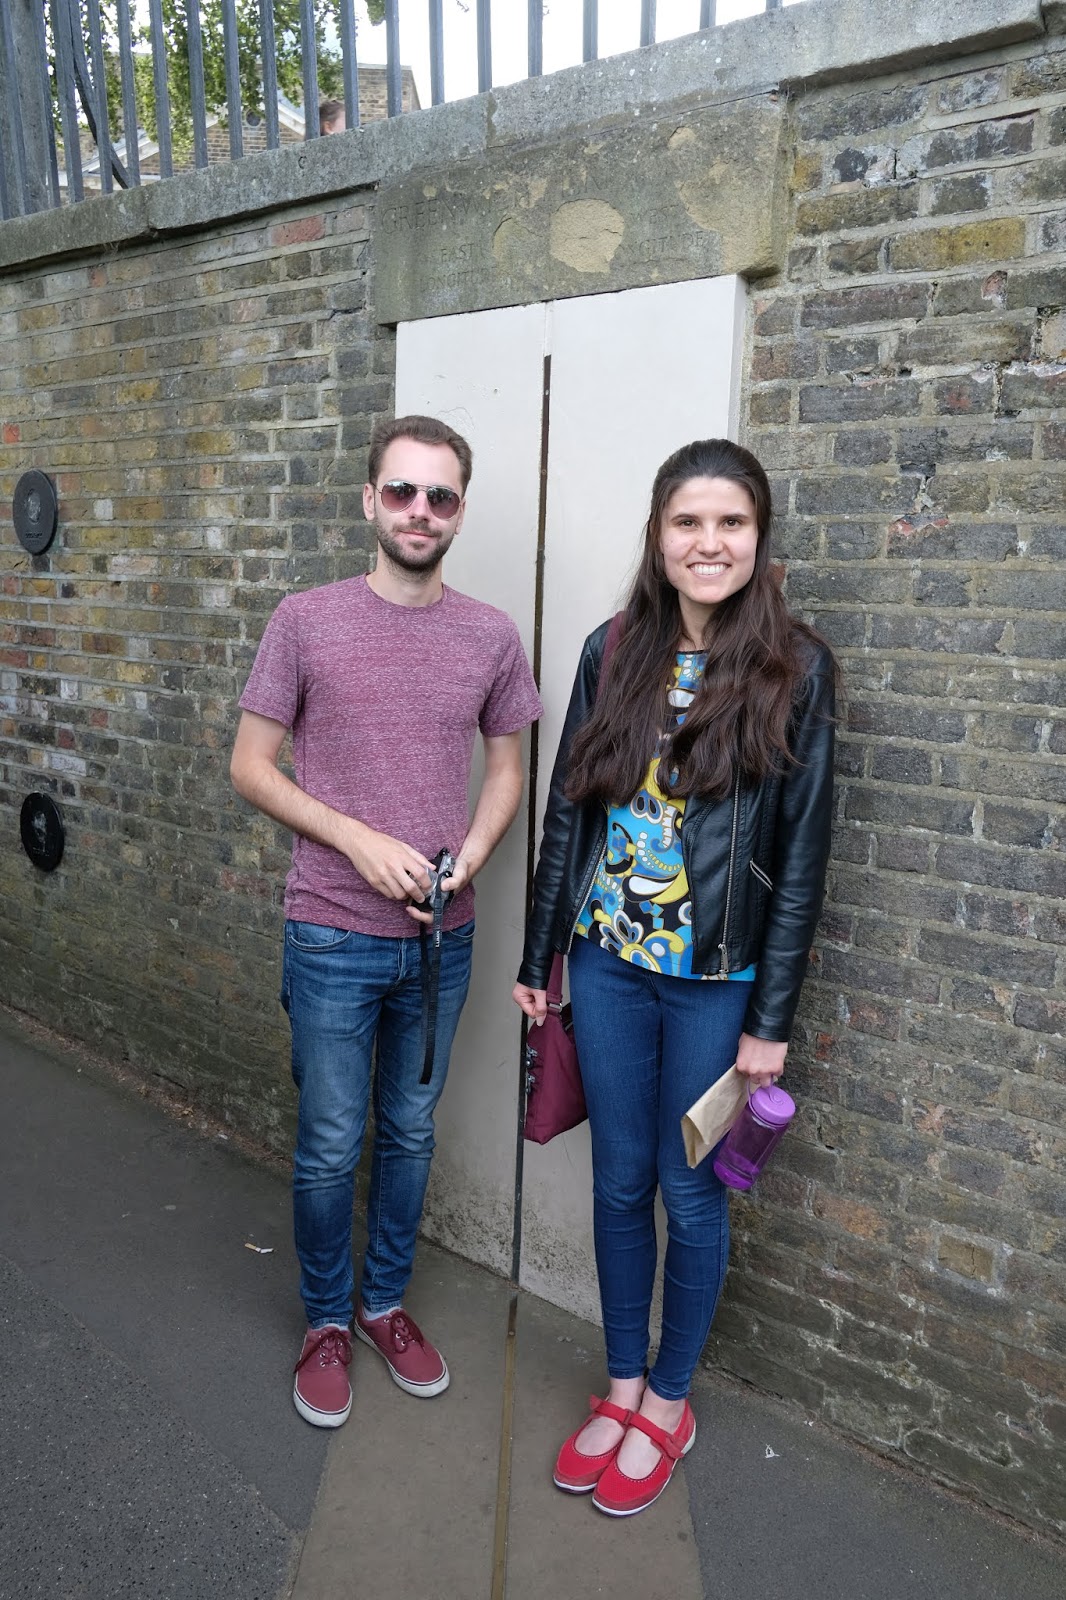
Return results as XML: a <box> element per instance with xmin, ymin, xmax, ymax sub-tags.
<box><xmin>239</xmin><ymin>575</ymin><xmax>543</xmax><ymax>936</ymax></box>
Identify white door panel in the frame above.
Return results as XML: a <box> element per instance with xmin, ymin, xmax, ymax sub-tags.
<box><xmin>394</xmin><ymin>278</ymin><xmax>748</xmax><ymax>1310</ymax></box>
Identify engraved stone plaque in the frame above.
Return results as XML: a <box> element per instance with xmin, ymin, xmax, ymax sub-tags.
<box><xmin>375</xmin><ymin>97</ymin><xmax>786</xmax><ymax>325</ymax></box>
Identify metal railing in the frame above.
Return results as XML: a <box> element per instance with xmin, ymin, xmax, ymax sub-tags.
<box><xmin>0</xmin><ymin>0</ymin><xmax>795</xmax><ymax>222</ymax></box>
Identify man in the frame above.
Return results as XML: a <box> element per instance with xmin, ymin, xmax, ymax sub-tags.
<box><xmin>231</xmin><ymin>415</ymin><xmax>542</xmax><ymax>1427</ymax></box>
<box><xmin>319</xmin><ymin>98</ymin><xmax>345</xmax><ymax>135</ymax></box>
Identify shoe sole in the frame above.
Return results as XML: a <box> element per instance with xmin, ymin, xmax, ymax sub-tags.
<box><xmin>592</xmin><ymin>1421</ymin><xmax>696</xmax><ymax>1517</ymax></box>
<box><xmin>552</xmin><ymin>1476</ymin><xmax>598</xmax><ymax>1494</ymax></box>
<box><xmin>354</xmin><ymin>1323</ymin><xmax>450</xmax><ymax>1397</ymax></box>
<box><xmin>292</xmin><ymin>1384</ymin><xmax>351</xmax><ymax>1428</ymax></box>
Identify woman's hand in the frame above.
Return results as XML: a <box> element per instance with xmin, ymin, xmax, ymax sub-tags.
<box><xmin>512</xmin><ymin>982</ymin><xmax>548</xmax><ymax>1025</ymax></box>
<box><xmin>734</xmin><ymin>1032</ymin><xmax>787</xmax><ymax>1090</ymax></box>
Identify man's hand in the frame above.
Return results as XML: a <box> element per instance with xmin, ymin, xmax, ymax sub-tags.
<box><xmin>405</xmin><ymin>853</ymin><xmax>472</xmax><ymax>925</ymax></box>
<box><xmin>512</xmin><ymin>982</ymin><xmax>548</xmax><ymax>1025</ymax></box>
<box><xmin>231</xmin><ymin>711</ymin><xmax>434</xmax><ymax>907</ymax></box>
<box><xmin>344</xmin><ymin>825</ymin><xmax>433</xmax><ymax>904</ymax></box>
<box><xmin>733</xmin><ymin>1032</ymin><xmax>788</xmax><ymax>1090</ymax></box>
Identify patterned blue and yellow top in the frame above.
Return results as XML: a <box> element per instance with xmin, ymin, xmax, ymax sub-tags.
<box><xmin>573</xmin><ymin>651</ymin><xmax>756</xmax><ymax>982</ymax></box>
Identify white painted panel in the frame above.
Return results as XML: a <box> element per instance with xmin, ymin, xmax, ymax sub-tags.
<box><xmin>520</xmin><ymin>275</ymin><xmax>749</xmax><ymax>1316</ymax></box>
<box><xmin>395</xmin><ymin>277</ymin><xmax>749</xmax><ymax>1317</ymax></box>
<box><xmin>396</xmin><ymin>305</ymin><xmax>547</xmax><ymax>1273</ymax></box>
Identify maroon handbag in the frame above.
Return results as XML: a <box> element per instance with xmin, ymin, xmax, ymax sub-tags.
<box><xmin>522</xmin><ymin>612</ymin><xmax>623</xmax><ymax>1145</ymax></box>
<box><xmin>522</xmin><ymin>954</ymin><xmax>587</xmax><ymax>1144</ymax></box>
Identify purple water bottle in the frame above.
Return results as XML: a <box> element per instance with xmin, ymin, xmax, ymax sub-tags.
<box><xmin>713</xmin><ymin>1084</ymin><xmax>796</xmax><ymax>1191</ymax></box>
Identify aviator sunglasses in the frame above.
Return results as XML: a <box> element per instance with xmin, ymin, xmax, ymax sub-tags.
<box><xmin>376</xmin><ymin>479</ymin><xmax>463</xmax><ymax>519</ymax></box>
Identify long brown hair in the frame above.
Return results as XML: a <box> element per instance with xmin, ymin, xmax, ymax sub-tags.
<box><xmin>564</xmin><ymin>438</ymin><xmax>828</xmax><ymax>806</ymax></box>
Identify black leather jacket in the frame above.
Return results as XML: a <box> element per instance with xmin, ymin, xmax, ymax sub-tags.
<box><xmin>518</xmin><ymin>619</ymin><xmax>836</xmax><ymax>1043</ymax></box>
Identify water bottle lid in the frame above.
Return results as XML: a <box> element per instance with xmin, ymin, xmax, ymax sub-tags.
<box><xmin>748</xmin><ymin>1084</ymin><xmax>796</xmax><ymax>1128</ymax></box>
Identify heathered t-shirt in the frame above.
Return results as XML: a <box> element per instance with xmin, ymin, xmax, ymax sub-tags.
<box><xmin>239</xmin><ymin>575</ymin><xmax>543</xmax><ymax>937</ymax></box>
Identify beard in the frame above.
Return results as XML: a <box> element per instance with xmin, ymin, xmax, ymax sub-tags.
<box><xmin>374</xmin><ymin>518</ymin><xmax>455</xmax><ymax>574</ymax></box>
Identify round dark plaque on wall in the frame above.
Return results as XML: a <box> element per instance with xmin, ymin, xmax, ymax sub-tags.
<box><xmin>13</xmin><ymin>471</ymin><xmax>58</xmax><ymax>555</ymax></box>
<box><xmin>20</xmin><ymin>793</ymin><xmax>64</xmax><ymax>872</ymax></box>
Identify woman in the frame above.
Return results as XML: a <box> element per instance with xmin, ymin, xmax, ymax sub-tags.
<box><xmin>513</xmin><ymin>438</ymin><xmax>836</xmax><ymax>1518</ymax></box>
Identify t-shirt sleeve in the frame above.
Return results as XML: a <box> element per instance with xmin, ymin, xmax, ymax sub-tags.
<box><xmin>238</xmin><ymin>598</ymin><xmax>301</xmax><ymax>728</ymax></box>
<box><xmin>480</xmin><ymin>621</ymin><xmax>544</xmax><ymax>737</ymax></box>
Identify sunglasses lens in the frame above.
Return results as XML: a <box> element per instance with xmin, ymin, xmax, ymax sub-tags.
<box><xmin>379</xmin><ymin>480</ymin><xmax>418</xmax><ymax>512</ymax></box>
<box><xmin>425</xmin><ymin>486</ymin><xmax>461</xmax><ymax>516</ymax></box>
<box><xmin>379</xmin><ymin>481</ymin><xmax>461</xmax><ymax>518</ymax></box>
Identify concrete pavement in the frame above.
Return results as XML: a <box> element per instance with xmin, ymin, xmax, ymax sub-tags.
<box><xmin>1</xmin><ymin>1010</ymin><xmax>1061</xmax><ymax>1600</ymax></box>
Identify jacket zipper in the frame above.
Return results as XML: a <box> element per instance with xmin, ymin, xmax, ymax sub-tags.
<box><xmin>716</xmin><ymin>780</ymin><xmax>741</xmax><ymax>978</ymax></box>
<box><xmin>567</xmin><ymin>818</ymin><xmax>608</xmax><ymax>949</ymax></box>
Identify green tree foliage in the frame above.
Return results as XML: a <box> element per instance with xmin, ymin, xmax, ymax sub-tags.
<box><xmin>70</xmin><ymin>0</ymin><xmax>349</xmax><ymax>158</ymax></box>
<box><xmin>135</xmin><ymin>0</ymin><xmax>344</xmax><ymax>154</ymax></box>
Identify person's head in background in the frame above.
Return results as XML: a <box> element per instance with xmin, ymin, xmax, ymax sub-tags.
<box><xmin>319</xmin><ymin>99</ymin><xmax>345</xmax><ymax>135</ymax></box>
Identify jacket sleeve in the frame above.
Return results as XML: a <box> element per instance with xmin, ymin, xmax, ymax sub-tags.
<box><xmin>743</xmin><ymin>642</ymin><xmax>836</xmax><ymax>1042</ymax></box>
<box><xmin>517</xmin><ymin>625</ymin><xmax>608</xmax><ymax>990</ymax></box>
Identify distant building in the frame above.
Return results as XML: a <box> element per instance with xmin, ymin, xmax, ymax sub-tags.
<box><xmin>75</xmin><ymin>66</ymin><xmax>420</xmax><ymax>191</ymax></box>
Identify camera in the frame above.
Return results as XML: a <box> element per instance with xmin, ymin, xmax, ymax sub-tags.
<box><xmin>425</xmin><ymin>847</ymin><xmax>456</xmax><ymax>914</ymax></box>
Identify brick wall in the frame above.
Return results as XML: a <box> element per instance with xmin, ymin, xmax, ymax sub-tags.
<box><xmin>0</xmin><ymin>198</ymin><xmax>389</xmax><ymax>1144</ymax></box>
<box><xmin>722</xmin><ymin>44</ymin><xmax>1066</xmax><ymax>1534</ymax></box>
<box><xmin>1</xmin><ymin>19</ymin><xmax>1064</xmax><ymax>1541</ymax></box>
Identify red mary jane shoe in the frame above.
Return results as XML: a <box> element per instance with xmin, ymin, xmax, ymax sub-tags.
<box><xmin>553</xmin><ymin>1396</ymin><xmax>633</xmax><ymax>1494</ymax></box>
<box><xmin>592</xmin><ymin>1401</ymin><xmax>696</xmax><ymax>1517</ymax></box>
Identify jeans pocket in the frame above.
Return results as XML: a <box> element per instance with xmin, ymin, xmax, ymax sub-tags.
<box><xmin>446</xmin><ymin>919</ymin><xmax>476</xmax><ymax>944</ymax></box>
<box><xmin>285</xmin><ymin>920</ymin><xmax>352</xmax><ymax>951</ymax></box>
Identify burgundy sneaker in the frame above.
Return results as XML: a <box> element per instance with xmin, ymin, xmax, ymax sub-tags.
<box><xmin>354</xmin><ymin>1307</ymin><xmax>450</xmax><ymax>1397</ymax></box>
<box><xmin>293</xmin><ymin>1324</ymin><xmax>352</xmax><ymax>1428</ymax></box>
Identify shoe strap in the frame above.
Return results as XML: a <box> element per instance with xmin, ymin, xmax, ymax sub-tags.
<box><xmin>588</xmin><ymin>1395</ymin><xmax>632</xmax><ymax>1426</ymax></box>
<box><xmin>627</xmin><ymin>1409</ymin><xmax>688</xmax><ymax>1460</ymax></box>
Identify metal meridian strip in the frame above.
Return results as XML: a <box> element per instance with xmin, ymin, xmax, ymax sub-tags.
<box><xmin>488</xmin><ymin>1292</ymin><xmax>519</xmax><ymax>1600</ymax></box>
<box><xmin>700</xmin><ymin>1</ymin><xmax>716</xmax><ymax>28</ymax></box>
<box><xmin>491</xmin><ymin>344</ymin><xmax>553</xmax><ymax>1600</ymax></box>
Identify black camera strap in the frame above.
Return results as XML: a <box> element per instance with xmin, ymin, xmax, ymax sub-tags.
<box><xmin>418</xmin><ymin>849</ymin><xmax>454</xmax><ymax>1086</ymax></box>
<box><xmin>418</xmin><ymin>895</ymin><xmax>445</xmax><ymax>1086</ymax></box>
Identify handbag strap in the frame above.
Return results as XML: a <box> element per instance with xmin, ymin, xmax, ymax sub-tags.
<box><xmin>540</xmin><ymin>613</ymin><xmax>624</xmax><ymax>1001</ymax></box>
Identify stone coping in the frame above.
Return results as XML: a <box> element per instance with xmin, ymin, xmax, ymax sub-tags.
<box><xmin>0</xmin><ymin>0</ymin><xmax>1051</xmax><ymax>274</ymax></box>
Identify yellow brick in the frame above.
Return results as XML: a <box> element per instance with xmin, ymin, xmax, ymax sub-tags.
<box><xmin>792</xmin><ymin>150</ymin><xmax>823</xmax><ymax>194</ymax></box>
<box><xmin>892</xmin><ymin>218</ymin><xmax>1025</xmax><ymax>271</ymax></box>
<box><xmin>186</xmin><ymin>431</ymin><xmax>237</xmax><ymax>456</ymax></box>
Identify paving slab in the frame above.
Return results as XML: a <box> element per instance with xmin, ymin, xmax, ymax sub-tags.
<box><xmin>505</xmin><ymin>1285</ymin><xmax>704</xmax><ymax>1600</ymax></box>
<box><xmin>291</xmin><ymin>1246</ymin><xmax>511</xmax><ymax>1598</ymax></box>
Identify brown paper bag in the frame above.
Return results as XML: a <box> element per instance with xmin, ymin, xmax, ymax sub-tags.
<box><xmin>681</xmin><ymin>1067</ymin><xmax>749</xmax><ymax>1169</ymax></box>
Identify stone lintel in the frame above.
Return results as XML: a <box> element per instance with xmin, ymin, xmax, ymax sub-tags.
<box><xmin>375</xmin><ymin>98</ymin><xmax>786</xmax><ymax>325</ymax></box>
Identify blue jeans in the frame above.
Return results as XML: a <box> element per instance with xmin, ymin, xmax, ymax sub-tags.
<box><xmin>568</xmin><ymin>935</ymin><xmax>752</xmax><ymax>1402</ymax></box>
<box><xmin>281</xmin><ymin>919</ymin><xmax>475</xmax><ymax>1326</ymax></box>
